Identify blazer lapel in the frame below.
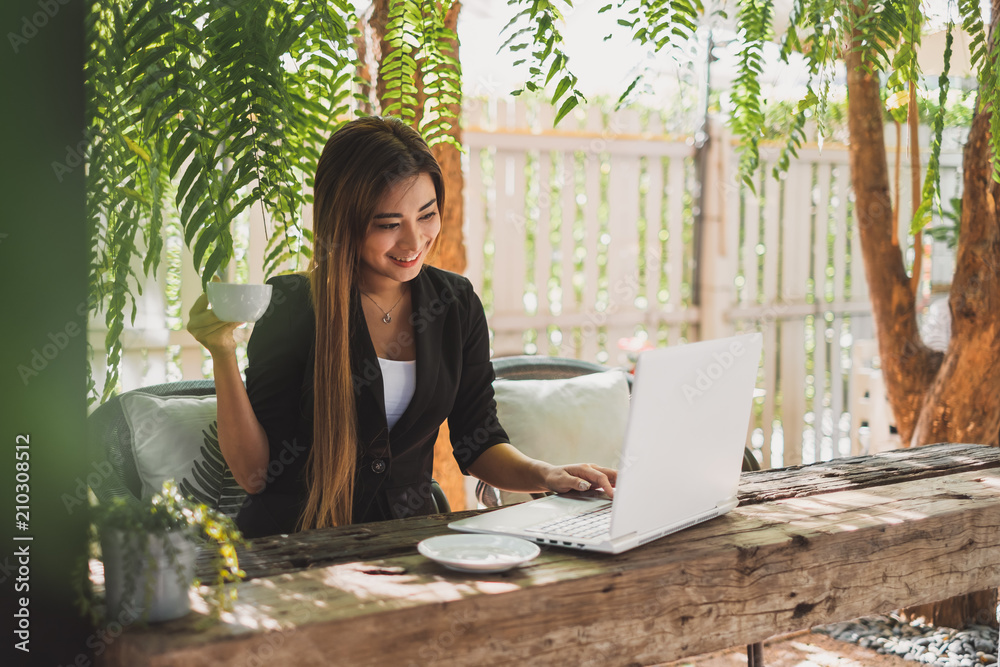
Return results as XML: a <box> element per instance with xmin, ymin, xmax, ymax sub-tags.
<box><xmin>387</xmin><ymin>269</ymin><xmax>442</xmax><ymax>437</ymax></box>
<box><xmin>350</xmin><ymin>289</ymin><xmax>391</xmax><ymax>459</ymax></box>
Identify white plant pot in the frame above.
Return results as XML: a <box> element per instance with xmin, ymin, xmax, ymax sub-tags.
<box><xmin>101</xmin><ymin>528</ymin><xmax>198</xmax><ymax>623</ymax></box>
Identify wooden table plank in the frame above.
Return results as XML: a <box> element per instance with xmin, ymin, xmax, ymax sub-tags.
<box><xmin>737</xmin><ymin>442</ymin><xmax>1000</xmax><ymax>504</ymax></box>
<box><xmin>198</xmin><ymin>443</ymin><xmax>1000</xmax><ymax>582</ymax></box>
<box><xmin>106</xmin><ymin>444</ymin><xmax>1000</xmax><ymax>667</ymax></box>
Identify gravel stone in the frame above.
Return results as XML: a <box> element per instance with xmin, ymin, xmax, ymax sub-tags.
<box><xmin>814</xmin><ymin>614</ymin><xmax>998</xmax><ymax>667</ymax></box>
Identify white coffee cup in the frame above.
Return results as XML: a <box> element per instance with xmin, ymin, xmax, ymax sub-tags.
<box><xmin>206</xmin><ymin>282</ymin><xmax>273</xmax><ymax>322</ymax></box>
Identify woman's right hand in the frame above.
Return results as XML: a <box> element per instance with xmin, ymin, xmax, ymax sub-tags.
<box><xmin>187</xmin><ymin>292</ymin><xmax>244</xmax><ymax>356</ymax></box>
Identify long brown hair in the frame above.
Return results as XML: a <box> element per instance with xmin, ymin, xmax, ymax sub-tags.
<box><xmin>301</xmin><ymin>117</ymin><xmax>445</xmax><ymax>530</ymax></box>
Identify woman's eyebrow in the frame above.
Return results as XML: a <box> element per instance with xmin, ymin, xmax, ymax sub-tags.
<box><xmin>373</xmin><ymin>198</ymin><xmax>437</xmax><ymax>219</ymax></box>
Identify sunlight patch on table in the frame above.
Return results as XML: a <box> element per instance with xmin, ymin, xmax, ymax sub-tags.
<box><xmin>322</xmin><ymin>562</ymin><xmax>483</xmax><ymax>602</ymax></box>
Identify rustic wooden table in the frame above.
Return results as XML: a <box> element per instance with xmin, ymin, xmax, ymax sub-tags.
<box><xmin>102</xmin><ymin>443</ymin><xmax>1000</xmax><ymax>667</ymax></box>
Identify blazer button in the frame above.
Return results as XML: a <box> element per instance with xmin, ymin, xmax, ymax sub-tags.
<box><xmin>371</xmin><ymin>459</ymin><xmax>386</xmax><ymax>474</ymax></box>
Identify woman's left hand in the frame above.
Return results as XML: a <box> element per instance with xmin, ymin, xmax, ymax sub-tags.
<box><xmin>542</xmin><ymin>463</ymin><xmax>617</xmax><ymax>498</ymax></box>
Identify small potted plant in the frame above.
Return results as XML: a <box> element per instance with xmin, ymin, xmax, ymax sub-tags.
<box><xmin>93</xmin><ymin>480</ymin><xmax>246</xmax><ymax>623</ymax></box>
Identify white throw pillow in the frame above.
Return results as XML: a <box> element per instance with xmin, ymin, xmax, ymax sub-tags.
<box><xmin>119</xmin><ymin>393</ymin><xmax>245</xmax><ymax>516</ymax></box>
<box><xmin>492</xmin><ymin>369</ymin><xmax>631</xmax><ymax>504</ymax></box>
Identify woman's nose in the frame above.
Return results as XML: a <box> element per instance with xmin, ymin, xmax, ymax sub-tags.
<box><xmin>396</xmin><ymin>221</ymin><xmax>419</xmax><ymax>250</ymax></box>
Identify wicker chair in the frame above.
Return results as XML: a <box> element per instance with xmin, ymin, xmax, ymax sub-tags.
<box><xmin>87</xmin><ymin>380</ymin><xmax>218</xmax><ymax>507</ymax></box>
<box><xmin>87</xmin><ymin>380</ymin><xmax>450</xmax><ymax>514</ymax></box>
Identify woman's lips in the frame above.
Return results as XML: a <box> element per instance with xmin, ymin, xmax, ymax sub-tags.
<box><xmin>389</xmin><ymin>250</ymin><xmax>421</xmax><ymax>268</ymax></box>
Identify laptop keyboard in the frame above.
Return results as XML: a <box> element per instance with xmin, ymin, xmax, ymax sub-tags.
<box><xmin>525</xmin><ymin>504</ymin><xmax>612</xmax><ymax>540</ymax></box>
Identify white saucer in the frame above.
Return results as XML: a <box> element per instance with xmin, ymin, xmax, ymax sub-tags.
<box><xmin>417</xmin><ymin>534</ymin><xmax>540</xmax><ymax>573</ymax></box>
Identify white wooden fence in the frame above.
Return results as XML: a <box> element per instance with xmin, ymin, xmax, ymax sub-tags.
<box><xmin>462</xmin><ymin>99</ymin><xmax>964</xmax><ymax>467</ymax></box>
<box><xmin>89</xmin><ymin>98</ymin><xmax>966</xmax><ymax>470</ymax></box>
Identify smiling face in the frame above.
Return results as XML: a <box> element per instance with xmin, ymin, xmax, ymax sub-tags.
<box><xmin>359</xmin><ymin>172</ymin><xmax>441</xmax><ymax>293</ymax></box>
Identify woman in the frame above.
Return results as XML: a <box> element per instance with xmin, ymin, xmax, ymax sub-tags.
<box><xmin>188</xmin><ymin>116</ymin><xmax>616</xmax><ymax>538</ymax></box>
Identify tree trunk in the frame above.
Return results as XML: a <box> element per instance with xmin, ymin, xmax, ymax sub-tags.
<box><xmin>904</xmin><ymin>0</ymin><xmax>1000</xmax><ymax>630</ymax></box>
<box><xmin>427</xmin><ymin>1</ymin><xmax>466</xmax><ymax>275</ymax></box>
<box><xmin>844</xmin><ymin>45</ymin><xmax>942</xmax><ymax>447</ymax></box>
<box><xmin>363</xmin><ymin>1</ymin><xmax>467</xmax><ymax>510</ymax></box>
<box><xmin>846</xmin><ymin>2</ymin><xmax>1000</xmax><ymax>627</ymax></box>
<box><xmin>424</xmin><ymin>2</ymin><xmax>467</xmax><ymax>509</ymax></box>
<box><xmin>911</xmin><ymin>108</ymin><xmax>1000</xmax><ymax>447</ymax></box>
<box><xmin>911</xmin><ymin>0</ymin><xmax>1000</xmax><ymax>448</ymax></box>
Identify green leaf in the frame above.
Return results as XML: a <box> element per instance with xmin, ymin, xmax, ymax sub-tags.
<box><xmin>794</xmin><ymin>90</ymin><xmax>819</xmax><ymax>114</ymax></box>
<box><xmin>552</xmin><ymin>76</ymin><xmax>572</xmax><ymax>106</ymax></box>
<box><xmin>553</xmin><ymin>95</ymin><xmax>579</xmax><ymax>125</ymax></box>
<box><xmin>122</xmin><ymin>135</ymin><xmax>150</xmax><ymax>163</ymax></box>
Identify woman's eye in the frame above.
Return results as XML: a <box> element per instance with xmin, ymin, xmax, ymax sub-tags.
<box><xmin>377</xmin><ymin>223</ymin><xmax>399</xmax><ymax>230</ymax></box>
<box><xmin>420</xmin><ymin>211</ymin><xmax>438</xmax><ymax>221</ymax></box>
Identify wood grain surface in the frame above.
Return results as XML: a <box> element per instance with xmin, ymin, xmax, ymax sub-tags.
<box><xmin>105</xmin><ymin>444</ymin><xmax>1000</xmax><ymax>667</ymax></box>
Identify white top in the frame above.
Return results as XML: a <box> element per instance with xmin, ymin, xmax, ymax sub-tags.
<box><xmin>378</xmin><ymin>358</ymin><xmax>417</xmax><ymax>430</ymax></box>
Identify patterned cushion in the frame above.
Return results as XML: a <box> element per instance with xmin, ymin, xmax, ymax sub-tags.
<box><xmin>119</xmin><ymin>393</ymin><xmax>246</xmax><ymax>517</ymax></box>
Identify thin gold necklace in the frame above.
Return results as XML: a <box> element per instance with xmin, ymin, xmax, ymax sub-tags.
<box><xmin>361</xmin><ymin>289</ymin><xmax>405</xmax><ymax>324</ymax></box>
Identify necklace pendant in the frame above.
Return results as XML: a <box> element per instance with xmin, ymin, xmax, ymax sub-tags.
<box><xmin>382</xmin><ymin>314</ymin><xmax>392</xmax><ymax>324</ymax></box>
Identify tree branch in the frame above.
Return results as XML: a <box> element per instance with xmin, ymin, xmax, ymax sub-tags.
<box><xmin>845</xmin><ymin>40</ymin><xmax>941</xmax><ymax>445</ymax></box>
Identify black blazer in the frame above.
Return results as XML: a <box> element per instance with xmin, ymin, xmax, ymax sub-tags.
<box><xmin>236</xmin><ymin>267</ymin><xmax>509</xmax><ymax>538</ymax></box>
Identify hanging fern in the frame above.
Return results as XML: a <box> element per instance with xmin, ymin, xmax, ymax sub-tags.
<box><xmin>379</xmin><ymin>0</ymin><xmax>463</xmax><ymax>148</ymax></box>
<box><xmin>416</xmin><ymin>2</ymin><xmax>463</xmax><ymax>148</ymax></box>
<box><xmin>884</xmin><ymin>0</ymin><xmax>922</xmax><ymax>94</ymax></box>
<box><xmin>598</xmin><ymin>0</ymin><xmax>704</xmax><ymax>108</ymax></box>
<box><xmin>500</xmin><ymin>0</ymin><xmax>586</xmax><ymax>124</ymax></box>
<box><xmin>381</xmin><ymin>0</ymin><xmax>422</xmax><ymax>125</ymax></box>
<box><xmin>958</xmin><ymin>0</ymin><xmax>1000</xmax><ymax>182</ymax></box>
<box><xmin>86</xmin><ymin>0</ymin><xmax>359</xmax><ymax>402</ymax></box>
<box><xmin>849</xmin><ymin>0</ymin><xmax>909</xmax><ymax>75</ymax></box>
<box><xmin>912</xmin><ymin>25</ymin><xmax>954</xmax><ymax>234</ymax></box>
<box><xmin>730</xmin><ymin>0</ymin><xmax>773</xmax><ymax>191</ymax></box>
<box><xmin>728</xmin><ymin>0</ymin><xmax>917</xmax><ymax>190</ymax></box>
<box><xmin>86</xmin><ymin>0</ymin><xmax>154</xmax><ymax>401</ymax></box>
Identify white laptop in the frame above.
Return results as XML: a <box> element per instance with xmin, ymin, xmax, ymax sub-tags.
<box><xmin>449</xmin><ymin>332</ymin><xmax>763</xmax><ymax>554</ymax></box>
